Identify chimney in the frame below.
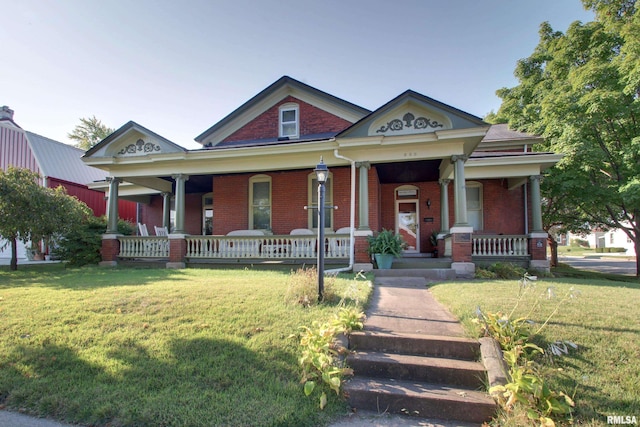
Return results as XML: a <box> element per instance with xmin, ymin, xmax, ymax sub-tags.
<box><xmin>0</xmin><ymin>106</ymin><xmax>15</xmax><ymax>121</ymax></box>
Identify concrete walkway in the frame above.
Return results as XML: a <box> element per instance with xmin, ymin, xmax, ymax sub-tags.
<box><xmin>362</xmin><ymin>276</ymin><xmax>465</xmax><ymax>337</ymax></box>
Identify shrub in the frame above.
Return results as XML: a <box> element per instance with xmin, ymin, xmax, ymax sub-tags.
<box><xmin>56</xmin><ymin>216</ymin><xmax>133</xmax><ymax>266</ymax></box>
<box><xmin>488</xmin><ymin>262</ymin><xmax>527</xmax><ymax>280</ymax></box>
<box><xmin>475</xmin><ymin>267</ymin><xmax>498</xmax><ymax>279</ymax></box>
<box><xmin>608</xmin><ymin>247</ymin><xmax>627</xmax><ymax>253</ymax></box>
<box><xmin>284</xmin><ymin>267</ymin><xmax>337</xmax><ymax>306</ymax></box>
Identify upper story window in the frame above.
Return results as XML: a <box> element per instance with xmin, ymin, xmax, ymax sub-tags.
<box><xmin>279</xmin><ymin>103</ymin><xmax>299</xmax><ymax>139</ymax></box>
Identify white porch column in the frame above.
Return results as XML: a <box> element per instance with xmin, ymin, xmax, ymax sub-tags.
<box><xmin>529</xmin><ymin>175</ymin><xmax>544</xmax><ymax>233</ymax></box>
<box><xmin>439</xmin><ymin>179</ymin><xmax>451</xmax><ymax>233</ymax></box>
<box><xmin>452</xmin><ymin>155</ymin><xmax>469</xmax><ymax>227</ymax></box>
<box><xmin>172</xmin><ymin>174</ymin><xmax>189</xmax><ymax>234</ymax></box>
<box><xmin>106</xmin><ymin>177</ymin><xmax>121</xmax><ymax>233</ymax></box>
<box><xmin>162</xmin><ymin>192</ymin><xmax>171</xmax><ymax>230</ymax></box>
<box><xmin>356</xmin><ymin>161</ymin><xmax>370</xmax><ymax>230</ymax></box>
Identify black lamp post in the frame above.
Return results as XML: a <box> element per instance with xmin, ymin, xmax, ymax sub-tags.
<box><xmin>314</xmin><ymin>157</ymin><xmax>329</xmax><ymax>301</ymax></box>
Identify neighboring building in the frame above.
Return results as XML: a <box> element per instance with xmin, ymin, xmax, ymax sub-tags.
<box><xmin>0</xmin><ymin>106</ymin><xmax>137</xmax><ymax>260</ymax></box>
<box><xmin>564</xmin><ymin>227</ymin><xmax>636</xmax><ymax>256</ymax></box>
<box><xmin>83</xmin><ymin>76</ymin><xmax>561</xmax><ymax>274</ymax></box>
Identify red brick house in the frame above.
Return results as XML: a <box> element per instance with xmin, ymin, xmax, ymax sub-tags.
<box><xmin>83</xmin><ymin>76</ymin><xmax>559</xmax><ymax>275</ymax></box>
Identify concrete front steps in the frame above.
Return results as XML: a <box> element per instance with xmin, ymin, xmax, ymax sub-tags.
<box><xmin>344</xmin><ymin>294</ymin><xmax>497</xmax><ymax>424</ymax></box>
<box><xmin>344</xmin><ymin>331</ymin><xmax>497</xmax><ymax>424</ymax></box>
<box><xmin>376</xmin><ymin>255</ymin><xmax>458</xmax><ymax>280</ymax></box>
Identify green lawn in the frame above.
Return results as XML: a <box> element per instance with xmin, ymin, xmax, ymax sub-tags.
<box><xmin>0</xmin><ymin>264</ymin><xmax>372</xmax><ymax>427</ymax></box>
<box><xmin>430</xmin><ymin>269</ymin><xmax>640</xmax><ymax>426</ymax></box>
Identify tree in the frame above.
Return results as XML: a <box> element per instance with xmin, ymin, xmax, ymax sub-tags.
<box><xmin>0</xmin><ymin>167</ymin><xmax>90</xmax><ymax>270</ymax></box>
<box><xmin>67</xmin><ymin>116</ymin><xmax>114</xmax><ymax>150</ymax></box>
<box><xmin>491</xmin><ymin>0</ymin><xmax>640</xmax><ymax>275</ymax></box>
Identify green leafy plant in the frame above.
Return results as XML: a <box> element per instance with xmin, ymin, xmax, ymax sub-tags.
<box><xmin>366</xmin><ymin>229</ymin><xmax>404</xmax><ymax>257</ymax></box>
<box><xmin>294</xmin><ymin>305</ymin><xmax>365</xmax><ymax>409</ymax></box>
<box><xmin>332</xmin><ymin>307</ymin><xmax>365</xmax><ymax>334</ymax></box>
<box><xmin>429</xmin><ymin>230</ymin><xmax>439</xmax><ymax>247</ymax></box>
<box><xmin>476</xmin><ymin>273</ymin><xmax>578</xmax><ymax>426</ymax></box>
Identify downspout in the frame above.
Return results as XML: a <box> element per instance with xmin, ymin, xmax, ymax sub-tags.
<box><xmin>523</xmin><ymin>144</ymin><xmax>529</xmax><ymax>234</ymax></box>
<box><xmin>326</xmin><ymin>147</ymin><xmax>356</xmax><ymax>274</ymax></box>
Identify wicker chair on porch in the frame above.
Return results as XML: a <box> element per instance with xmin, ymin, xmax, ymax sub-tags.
<box><xmin>137</xmin><ymin>223</ymin><xmax>149</xmax><ymax>236</ymax></box>
<box><xmin>154</xmin><ymin>226</ymin><xmax>169</xmax><ymax>236</ymax></box>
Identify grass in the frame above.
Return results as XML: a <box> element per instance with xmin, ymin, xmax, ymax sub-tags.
<box><xmin>0</xmin><ymin>264</ymin><xmax>373</xmax><ymax>426</ymax></box>
<box><xmin>555</xmin><ymin>245</ymin><xmax>634</xmax><ymax>259</ymax></box>
<box><xmin>430</xmin><ymin>266</ymin><xmax>640</xmax><ymax>426</ymax></box>
<box><xmin>556</xmin><ymin>245</ymin><xmax>597</xmax><ymax>256</ymax></box>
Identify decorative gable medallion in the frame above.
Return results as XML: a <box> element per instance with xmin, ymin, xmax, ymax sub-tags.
<box><xmin>117</xmin><ymin>139</ymin><xmax>162</xmax><ymax>156</ymax></box>
<box><xmin>376</xmin><ymin>113</ymin><xmax>444</xmax><ymax>133</ymax></box>
<box><xmin>368</xmin><ymin>104</ymin><xmax>451</xmax><ymax>137</ymax></box>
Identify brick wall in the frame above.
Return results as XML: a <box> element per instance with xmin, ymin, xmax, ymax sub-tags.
<box><xmin>481</xmin><ymin>179</ymin><xmax>526</xmax><ymax>234</ymax></box>
<box><xmin>378</xmin><ymin>178</ymin><xmax>528</xmax><ymax>252</ymax></box>
<box><xmin>140</xmin><ymin>193</ymin><xmax>203</xmax><ymax>235</ymax></box>
<box><xmin>100</xmin><ymin>238</ymin><xmax>119</xmax><ymax>262</ymax></box>
<box><xmin>213</xmin><ymin>167</ymin><xmax>352</xmax><ymax>235</ymax></box>
<box><xmin>222</xmin><ymin>96</ymin><xmax>352</xmax><ymax>143</ymax></box>
<box><xmin>140</xmin><ymin>196</ymin><xmax>164</xmax><ymax>233</ymax></box>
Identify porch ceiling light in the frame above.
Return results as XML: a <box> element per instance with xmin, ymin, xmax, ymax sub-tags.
<box><xmin>314</xmin><ymin>157</ymin><xmax>329</xmax><ymax>183</ymax></box>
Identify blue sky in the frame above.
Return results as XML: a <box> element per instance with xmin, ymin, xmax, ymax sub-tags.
<box><xmin>3</xmin><ymin>0</ymin><xmax>594</xmax><ymax>149</ymax></box>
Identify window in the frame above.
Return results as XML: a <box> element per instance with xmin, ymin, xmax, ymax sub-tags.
<box><xmin>279</xmin><ymin>104</ymin><xmax>299</xmax><ymax>138</ymax></box>
<box><xmin>249</xmin><ymin>175</ymin><xmax>271</xmax><ymax>230</ymax></box>
<box><xmin>466</xmin><ymin>182</ymin><xmax>483</xmax><ymax>231</ymax></box>
<box><xmin>308</xmin><ymin>173</ymin><xmax>333</xmax><ymax>229</ymax></box>
<box><xmin>202</xmin><ymin>193</ymin><xmax>213</xmax><ymax>235</ymax></box>
<box><xmin>610</xmin><ymin>233</ymin><xmax>615</xmax><ymax>245</ymax></box>
<box><xmin>169</xmin><ymin>197</ymin><xmax>176</xmax><ymax>232</ymax></box>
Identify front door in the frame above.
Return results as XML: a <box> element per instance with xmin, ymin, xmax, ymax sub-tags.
<box><xmin>396</xmin><ymin>201</ymin><xmax>419</xmax><ymax>253</ymax></box>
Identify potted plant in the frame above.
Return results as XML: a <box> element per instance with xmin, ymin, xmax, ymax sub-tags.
<box><xmin>430</xmin><ymin>231</ymin><xmax>439</xmax><ymax>258</ymax></box>
<box><xmin>367</xmin><ymin>229</ymin><xmax>404</xmax><ymax>269</ymax></box>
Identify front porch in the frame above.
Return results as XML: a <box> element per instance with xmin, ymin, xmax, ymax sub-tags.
<box><xmin>115</xmin><ymin>232</ymin><xmax>351</xmax><ymax>264</ymax></box>
<box><xmin>109</xmin><ymin>232</ymin><xmax>538</xmax><ymax>272</ymax></box>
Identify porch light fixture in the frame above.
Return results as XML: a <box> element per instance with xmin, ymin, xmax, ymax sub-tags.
<box><xmin>314</xmin><ymin>158</ymin><xmax>329</xmax><ymax>184</ymax></box>
<box><xmin>426</xmin><ymin>198</ymin><xmax>431</xmax><ymax>209</ymax></box>
<box><xmin>315</xmin><ymin>157</ymin><xmax>329</xmax><ymax>301</ymax></box>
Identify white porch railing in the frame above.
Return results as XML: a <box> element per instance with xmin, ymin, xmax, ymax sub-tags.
<box><xmin>119</xmin><ymin>236</ymin><xmax>170</xmax><ymax>258</ymax></box>
<box><xmin>472</xmin><ymin>235</ymin><xmax>529</xmax><ymax>257</ymax></box>
<box><xmin>185</xmin><ymin>234</ymin><xmax>350</xmax><ymax>259</ymax></box>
